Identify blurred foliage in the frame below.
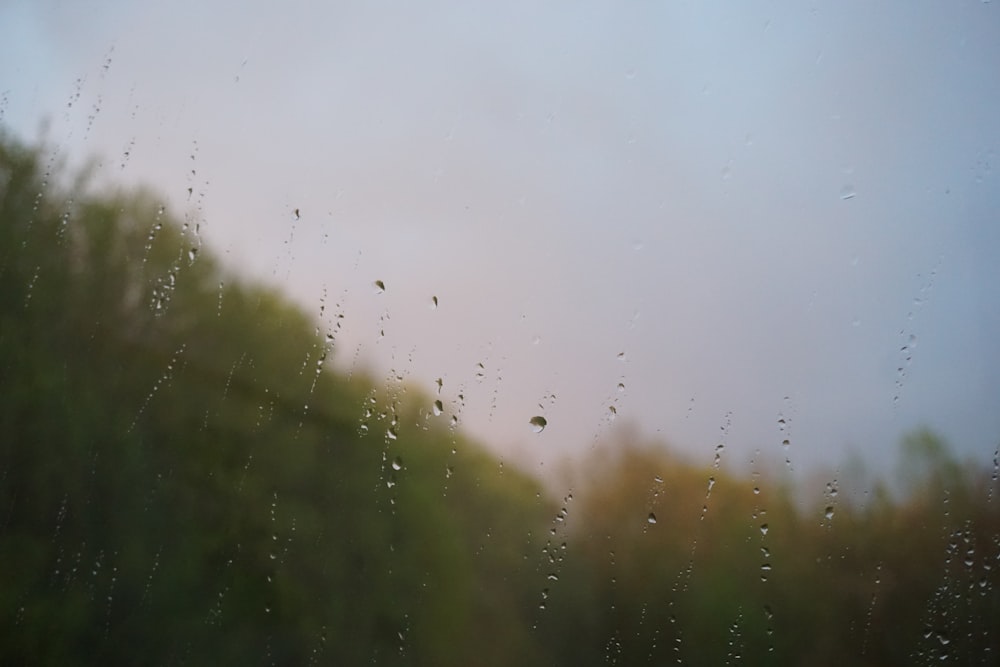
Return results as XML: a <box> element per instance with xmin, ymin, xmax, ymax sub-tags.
<box><xmin>1</xmin><ymin>130</ymin><xmax>998</xmax><ymax>665</ymax></box>
<box><xmin>561</xmin><ymin>430</ymin><xmax>1000</xmax><ymax>666</ymax></box>
<box><xmin>0</xmin><ymin>131</ymin><xmax>552</xmax><ymax>666</ymax></box>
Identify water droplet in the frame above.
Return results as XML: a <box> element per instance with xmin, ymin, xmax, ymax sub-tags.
<box><xmin>824</xmin><ymin>506</ymin><xmax>835</xmax><ymax>520</ymax></box>
<box><xmin>430</xmin><ymin>295</ymin><xmax>438</xmax><ymax>309</ymax></box>
<box><xmin>617</xmin><ymin>382</ymin><xmax>625</xmax><ymax>392</ymax></box>
<box><xmin>187</xmin><ymin>248</ymin><xmax>198</xmax><ymax>262</ymax></box>
<box><xmin>373</xmin><ymin>280</ymin><xmax>385</xmax><ymax>294</ymax></box>
<box><xmin>616</xmin><ymin>352</ymin><xmax>626</xmax><ymax>361</ymax></box>
<box><xmin>432</xmin><ymin>400</ymin><xmax>443</xmax><ymax>416</ymax></box>
<box><xmin>760</xmin><ymin>523</ymin><xmax>769</xmax><ymax>536</ymax></box>
<box><xmin>608</xmin><ymin>406</ymin><xmax>617</xmax><ymax>420</ymax></box>
<box><xmin>293</xmin><ymin>208</ymin><xmax>300</xmax><ymax>220</ymax></box>
<box><xmin>840</xmin><ymin>185</ymin><xmax>856</xmax><ymax>200</ymax></box>
<box><xmin>529</xmin><ymin>416</ymin><xmax>547</xmax><ymax>433</ymax></box>
<box><xmin>386</xmin><ymin>426</ymin><xmax>398</xmax><ymax>440</ymax></box>
<box><xmin>391</xmin><ymin>457</ymin><xmax>403</xmax><ymax>471</ymax></box>
<box><xmin>647</xmin><ymin>513</ymin><xmax>657</xmax><ymax>524</ymax></box>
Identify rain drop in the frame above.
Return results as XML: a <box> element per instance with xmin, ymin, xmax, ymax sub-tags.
<box><xmin>529</xmin><ymin>416</ymin><xmax>548</xmax><ymax>433</ymax></box>
<box><xmin>647</xmin><ymin>513</ymin><xmax>657</xmax><ymax>524</ymax></box>
<box><xmin>391</xmin><ymin>457</ymin><xmax>403</xmax><ymax>471</ymax></box>
<box><xmin>760</xmin><ymin>523</ymin><xmax>769</xmax><ymax>536</ymax></box>
<box><xmin>373</xmin><ymin>280</ymin><xmax>385</xmax><ymax>294</ymax></box>
<box><xmin>430</xmin><ymin>295</ymin><xmax>438</xmax><ymax>309</ymax></box>
<box><xmin>432</xmin><ymin>400</ymin><xmax>443</xmax><ymax>416</ymax></box>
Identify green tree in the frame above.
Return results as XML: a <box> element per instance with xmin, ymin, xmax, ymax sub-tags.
<box><xmin>0</xmin><ymin>129</ymin><xmax>554</xmax><ymax>666</ymax></box>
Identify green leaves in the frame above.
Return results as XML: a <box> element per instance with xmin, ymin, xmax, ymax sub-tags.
<box><xmin>2</xmin><ymin>131</ymin><xmax>997</xmax><ymax>666</ymax></box>
<box><xmin>0</xmin><ymin>131</ymin><xmax>553</xmax><ymax>666</ymax></box>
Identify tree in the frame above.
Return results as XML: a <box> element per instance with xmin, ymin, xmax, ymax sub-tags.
<box><xmin>0</xmin><ymin>129</ymin><xmax>554</xmax><ymax>666</ymax></box>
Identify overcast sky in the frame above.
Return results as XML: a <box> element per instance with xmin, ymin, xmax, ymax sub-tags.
<box><xmin>2</xmin><ymin>0</ymin><xmax>999</xmax><ymax>483</ymax></box>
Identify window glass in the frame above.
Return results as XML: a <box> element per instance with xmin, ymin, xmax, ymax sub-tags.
<box><xmin>1</xmin><ymin>1</ymin><xmax>998</xmax><ymax>664</ymax></box>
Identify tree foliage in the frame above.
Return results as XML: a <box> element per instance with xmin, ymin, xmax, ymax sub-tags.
<box><xmin>1</xmin><ymin>131</ymin><xmax>998</xmax><ymax>665</ymax></box>
<box><xmin>0</xmin><ymin>131</ymin><xmax>553</xmax><ymax>666</ymax></box>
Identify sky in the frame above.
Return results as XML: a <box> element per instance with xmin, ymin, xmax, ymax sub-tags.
<box><xmin>2</xmin><ymin>0</ymin><xmax>999</xmax><ymax>486</ymax></box>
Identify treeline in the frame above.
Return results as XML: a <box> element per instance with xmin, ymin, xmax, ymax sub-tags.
<box><xmin>1</xmin><ymin>131</ymin><xmax>997</xmax><ymax>665</ymax></box>
<box><xmin>553</xmin><ymin>429</ymin><xmax>1000</xmax><ymax>665</ymax></box>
